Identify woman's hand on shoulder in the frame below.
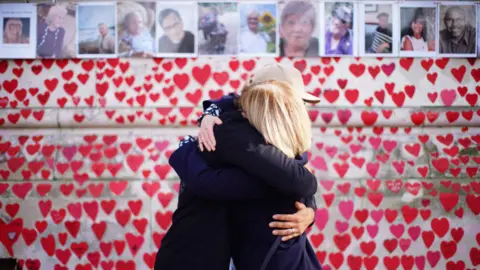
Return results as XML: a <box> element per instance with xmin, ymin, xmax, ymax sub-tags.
<box><xmin>269</xmin><ymin>201</ymin><xmax>315</xmax><ymax>241</ymax></box>
<box><xmin>198</xmin><ymin>115</ymin><xmax>222</xmax><ymax>152</ymax></box>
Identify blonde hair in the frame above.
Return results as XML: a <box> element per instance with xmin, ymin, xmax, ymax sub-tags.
<box><xmin>239</xmin><ymin>81</ymin><xmax>312</xmax><ymax>158</ymax></box>
<box><xmin>46</xmin><ymin>5</ymin><xmax>67</xmax><ymax>24</ymax></box>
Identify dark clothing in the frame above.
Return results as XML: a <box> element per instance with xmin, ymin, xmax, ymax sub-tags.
<box><xmin>280</xmin><ymin>37</ymin><xmax>319</xmax><ymax>57</ymax></box>
<box><xmin>367</xmin><ymin>26</ymin><xmax>392</xmax><ymax>53</ymax></box>
<box><xmin>195</xmin><ymin>111</ymin><xmax>320</xmax><ymax>270</ymax></box>
<box><xmin>155</xmin><ymin>96</ymin><xmax>318</xmax><ymax>270</ymax></box>
<box><xmin>439</xmin><ymin>25</ymin><xmax>476</xmax><ymax>54</ymax></box>
<box><xmin>158</xmin><ymin>31</ymin><xmax>195</xmax><ymax>54</ymax></box>
<box><xmin>153</xmin><ymin>159</ymin><xmax>230</xmax><ymax>270</ymax></box>
<box><xmin>37</xmin><ymin>19</ymin><xmax>65</xmax><ymax>58</ymax></box>
<box><xmin>202</xmin><ymin>94</ymin><xmax>318</xmax><ymax>210</ymax></box>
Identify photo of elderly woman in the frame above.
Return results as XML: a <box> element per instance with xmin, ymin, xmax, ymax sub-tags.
<box><xmin>36</xmin><ymin>3</ymin><xmax>76</xmax><ymax>58</ymax></box>
<box><xmin>77</xmin><ymin>2</ymin><xmax>116</xmax><ymax>57</ymax></box>
<box><xmin>323</xmin><ymin>2</ymin><xmax>355</xmax><ymax>56</ymax></box>
<box><xmin>278</xmin><ymin>0</ymin><xmax>319</xmax><ymax>57</ymax></box>
<box><xmin>399</xmin><ymin>7</ymin><xmax>436</xmax><ymax>55</ymax></box>
<box><xmin>117</xmin><ymin>1</ymin><xmax>156</xmax><ymax>57</ymax></box>
<box><xmin>3</xmin><ymin>18</ymin><xmax>30</xmax><ymax>44</ymax></box>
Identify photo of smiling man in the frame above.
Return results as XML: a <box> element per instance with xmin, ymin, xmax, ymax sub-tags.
<box><xmin>439</xmin><ymin>3</ymin><xmax>476</xmax><ymax>57</ymax></box>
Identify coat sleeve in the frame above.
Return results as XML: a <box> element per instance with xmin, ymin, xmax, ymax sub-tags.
<box><xmin>213</xmin><ymin>123</ymin><xmax>318</xmax><ymax>200</ymax></box>
<box><xmin>169</xmin><ymin>142</ymin><xmax>269</xmax><ymax>200</ymax></box>
<box><xmin>197</xmin><ymin>94</ymin><xmax>238</xmax><ymax>126</ymax></box>
<box><xmin>202</xmin><ymin>94</ymin><xmax>238</xmax><ymax>112</ymax></box>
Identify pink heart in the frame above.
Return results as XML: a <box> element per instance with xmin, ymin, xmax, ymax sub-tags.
<box><xmin>311</xmin><ymin>156</ymin><xmax>328</xmax><ymax>171</ymax></box>
<box><xmin>314</xmin><ymin>208</ymin><xmax>329</xmax><ymax>230</ymax></box>
<box><xmin>338</xmin><ymin>200</ymin><xmax>354</xmax><ymax>220</ymax></box>
<box><xmin>46</xmin><ymin>158</ymin><xmax>55</xmax><ymax>169</ymax></box>
<box><xmin>319</xmin><ymin>180</ymin><xmax>334</xmax><ymax>191</ymax></box>
<box><xmin>325</xmin><ymin>146</ymin><xmax>338</xmax><ymax>158</ymax></box>
<box><xmin>408</xmin><ymin>226</ymin><xmax>421</xmax><ymax>241</ymax></box>
<box><xmin>154</xmin><ymin>141</ymin><xmax>170</xmax><ymax>152</ymax></box>
<box><xmin>390</xmin><ymin>223</ymin><xmax>405</xmax><ymax>238</ymax></box>
<box><xmin>415</xmin><ymin>255</ymin><xmax>425</xmax><ymax>270</ymax></box>
<box><xmin>366</xmin><ymin>162</ymin><xmax>380</xmax><ymax>178</ymax></box>
<box><xmin>172</xmin><ymin>182</ymin><xmax>180</xmax><ymax>193</ymax></box>
<box><xmin>368</xmin><ymin>137</ymin><xmax>382</xmax><ymax>150</ymax></box>
<box><xmin>426</xmin><ymin>251</ymin><xmax>441</xmax><ymax>268</ymax></box>
<box><xmin>366</xmin><ymin>224</ymin><xmax>378</xmax><ymax>238</ymax></box>
<box><xmin>62</xmin><ymin>145</ymin><xmax>77</xmax><ymax>161</ymax></box>
<box><xmin>349</xmin><ymin>144</ymin><xmax>362</xmax><ymax>154</ymax></box>
<box><xmin>335</xmin><ymin>221</ymin><xmax>349</xmax><ymax>233</ymax></box>
<box><xmin>370</xmin><ymin>209</ymin><xmax>383</xmax><ymax>223</ymax></box>
<box><xmin>440</xmin><ymin>89</ymin><xmax>457</xmax><ymax>106</ymax></box>
<box><xmin>381</xmin><ymin>63</ymin><xmax>396</xmax><ymax>76</ymax></box>
<box><xmin>399</xmin><ymin>238</ymin><xmax>411</xmax><ymax>252</ymax></box>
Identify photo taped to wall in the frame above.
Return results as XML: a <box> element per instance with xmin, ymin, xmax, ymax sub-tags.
<box><xmin>36</xmin><ymin>3</ymin><xmax>77</xmax><ymax>59</ymax></box>
<box><xmin>398</xmin><ymin>1</ymin><xmax>437</xmax><ymax>58</ymax></box>
<box><xmin>320</xmin><ymin>1</ymin><xmax>357</xmax><ymax>56</ymax></box>
<box><xmin>0</xmin><ymin>3</ymin><xmax>37</xmax><ymax>59</ymax></box>
<box><xmin>157</xmin><ymin>1</ymin><xmax>197</xmax><ymax>57</ymax></box>
<box><xmin>359</xmin><ymin>1</ymin><xmax>398</xmax><ymax>57</ymax></box>
<box><xmin>77</xmin><ymin>1</ymin><xmax>117</xmax><ymax>58</ymax></box>
<box><xmin>438</xmin><ymin>2</ymin><xmax>477</xmax><ymax>58</ymax></box>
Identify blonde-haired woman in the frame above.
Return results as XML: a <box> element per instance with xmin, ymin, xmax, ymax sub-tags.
<box><xmin>37</xmin><ymin>4</ymin><xmax>67</xmax><ymax>58</ymax></box>
<box><xmin>157</xmin><ymin>64</ymin><xmax>322</xmax><ymax>270</ymax></box>
<box><xmin>3</xmin><ymin>18</ymin><xmax>29</xmax><ymax>44</ymax></box>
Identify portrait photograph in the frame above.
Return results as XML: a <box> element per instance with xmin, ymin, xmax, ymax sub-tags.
<box><xmin>278</xmin><ymin>0</ymin><xmax>319</xmax><ymax>57</ymax></box>
<box><xmin>157</xmin><ymin>1</ymin><xmax>197</xmax><ymax>57</ymax></box>
<box><xmin>117</xmin><ymin>1</ymin><xmax>156</xmax><ymax>58</ymax></box>
<box><xmin>321</xmin><ymin>1</ymin><xmax>356</xmax><ymax>56</ymax></box>
<box><xmin>0</xmin><ymin>3</ymin><xmax>37</xmax><ymax>59</ymax></box>
<box><xmin>198</xmin><ymin>2</ymin><xmax>238</xmax><ymax>56</ymax></box>
<box><xmin>3</xmin><ymin>17</ymin><xmax>30</xmax><ymax>45</ymax></box>
<box><xmin>478</xmin><ymin>4</ymin><xmax>480</xmax><ymax>56</ymax></box>
<box><xmin>77</xmin><ymin>2</ymin><xmax>116</xmax><ymax>58</ymax></box>
<box><xmin>399</xmin><ymin>3</ymin><xmax>437</xmax><ymax>57</ymax></box>
<box><xmin>359</xmin><ymin>2</ymin><xmax>398</xmax><ymax>57</ymax></box>
<box><xmin>239</xmin><ymin>2</ymin><xmax>277</xmax><ymax>57</ymax></box>
<box><xmin>36</xmin><ymin>3</ymin><xmax>77</xmax><ymax>59</ymax></box>
<box><xmin>438</xmin><ymin>3</ymin><xmax>477</xmax><ymax>57</ymax></box>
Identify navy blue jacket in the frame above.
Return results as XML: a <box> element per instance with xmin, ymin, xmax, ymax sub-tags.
<box><xmin>172</xmin><ymin>110</ymin><xmax>321</xmax><ymax>270</ymax></box>
<box><xmin>155</xmin><ymin>95</ymin><xmax>320</xmax><ymax>270</ymax></box>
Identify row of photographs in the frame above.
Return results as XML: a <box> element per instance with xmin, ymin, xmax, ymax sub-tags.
<box><xmin>0</xmin><ymin>1</ymin><xmax>479</xmax><ymax>59</ymax></box>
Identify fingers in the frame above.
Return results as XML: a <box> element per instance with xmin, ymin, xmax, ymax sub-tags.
<box><xmin>272</xmin><ymin>228</ymin><xmax>298</xmax><ymax>236</ymax></box>
<box><xmin>205</xmin><ymin>126</ymin><xmax>216</xmax><ymax>150</ymax></box>
<box><xmin>282</xmin><ymin>233</ymin><xmax>300</xmax><ymax>242</ymax></box>
<box><xmin>271</xmin><ymin>228</ymin><xmax>302</xmax><ymax>242</ymax></box>
<box><xmin>269</xmin><ymin>221</ymin><xmax>296</xmax><ymax>229</ymax></box>
<box><xmin>272</xmin><ymin>214</ymin><xmax>300</xmax><ymax>223</ymax></box>
<box><xmin>198</xmin><ymin>132</ymin><xmax>213</xmax><ymax>152</ymax></box>
<box><xmin>214</xmin><ymin>118</ymin><xmax>223</xmax><ymax>125</ymax></box>
<box><xmin>295</xmin><ymin>201</ymin><xmax>306</xmax><ymax>210</ymax></box>
<box><xmin>198</xmin><ymin>140</ymin><xmax>204</xmax><ymax>152</ymax></box>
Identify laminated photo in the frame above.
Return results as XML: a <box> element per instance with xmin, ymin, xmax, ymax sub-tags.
<box><xmin>157</xmin><ymin>1</ymin><xmax>197</xmax><ymax>57</ymax></box>
<box><xmin>77</xmin><ymin>2</ymin><xmax>117</xmax><ymax>58</ymax></box>
<box><xmin>359</xmin><ymin>1</ymin><xmax>399</xmax><ymax>57</ymax></box>
<box><xmin>0</xmin><ymin>3</ymin><xmax>37</xmax><ymax>59</ymax></box>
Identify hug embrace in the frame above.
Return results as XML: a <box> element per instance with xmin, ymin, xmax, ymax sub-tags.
<box><xmin>154</xmin><ymin>64</ymin><xmax>323</xmax><ymax>270</ymax></box>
